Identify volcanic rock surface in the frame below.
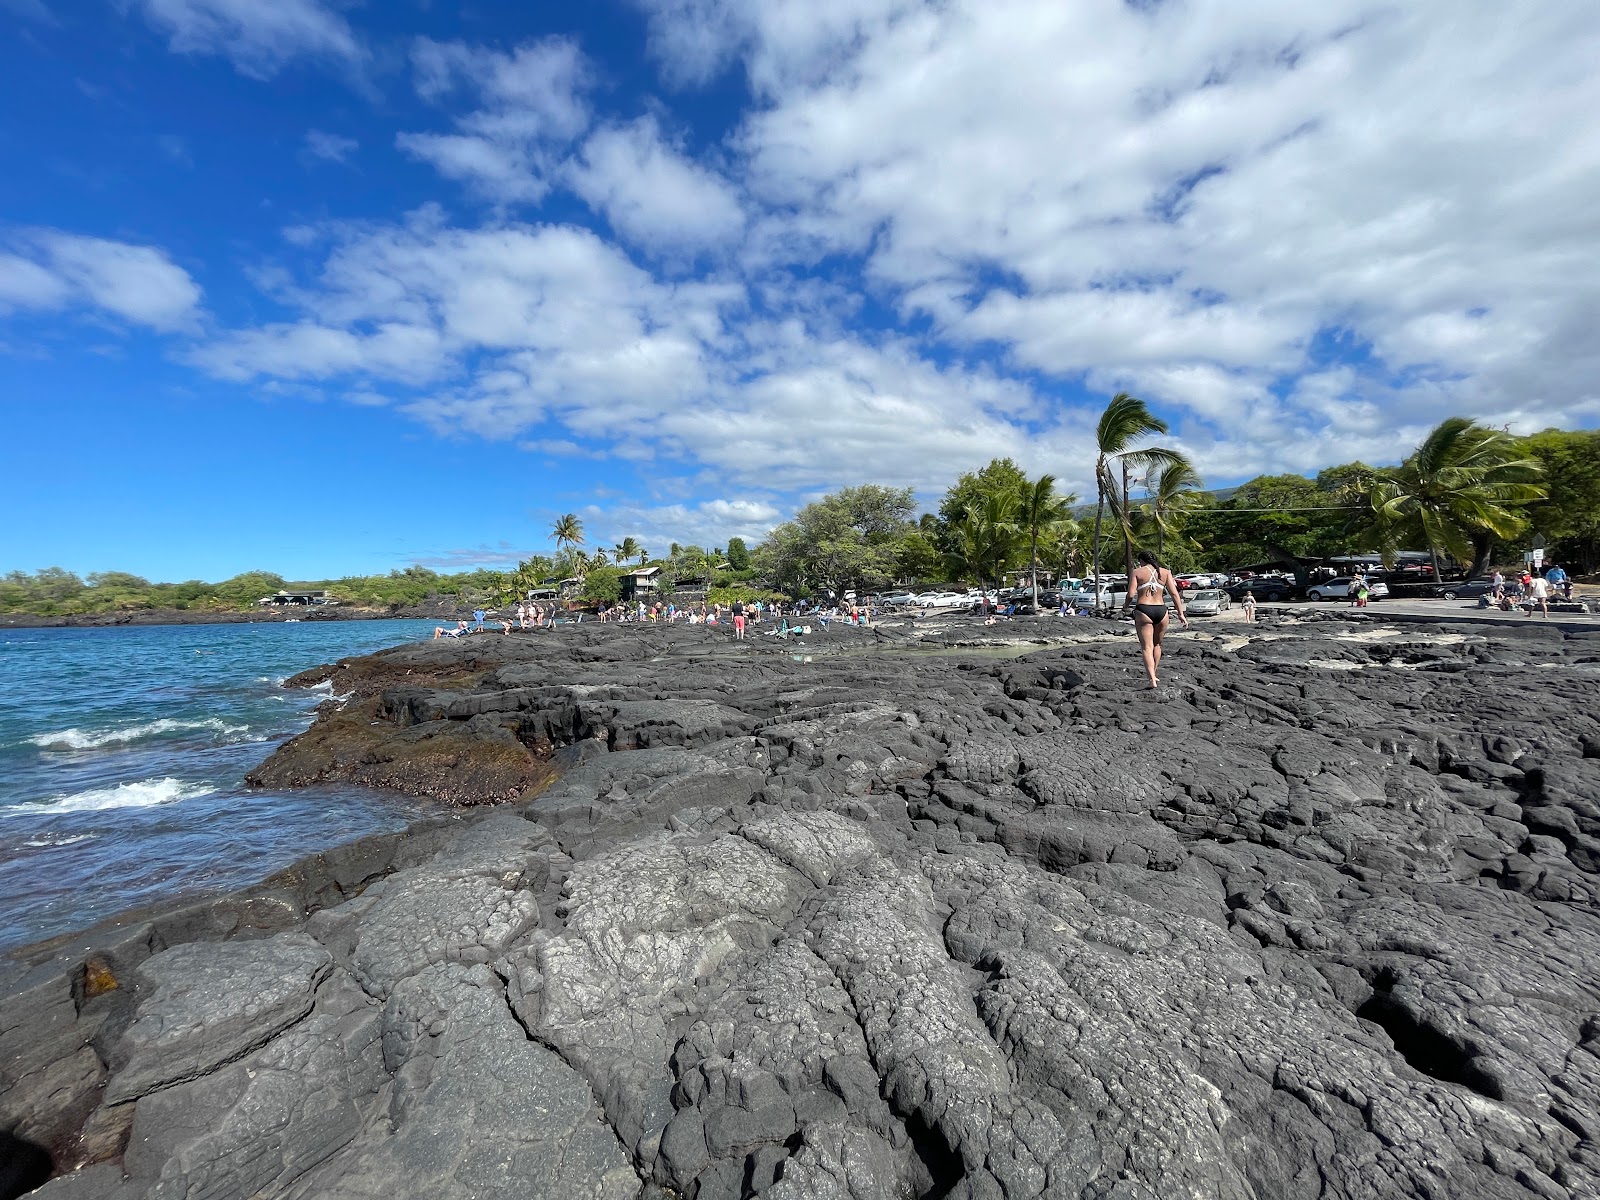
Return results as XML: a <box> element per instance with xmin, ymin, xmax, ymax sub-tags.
<box><xmin>4</xmin><ymin>614</ymin><xmax>1600</xmax><ymax>1200</ymax></box>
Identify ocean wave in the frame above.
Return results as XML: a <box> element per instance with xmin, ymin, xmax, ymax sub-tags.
<box><xmin>20</xmin><ymin>833</ymin><xmax>96</xmax><ymax>847</ymax></box>
<box><xmin>1</xmin><ymin>778</ymin><xmax>216</xmax><ymax>818</ymax></box>
<box><xmin>26</xmin><ymin>717</ymin><xmax>252</xmax><ymax>751</ymax></box>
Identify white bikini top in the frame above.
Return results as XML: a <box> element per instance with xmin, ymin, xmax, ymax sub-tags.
<box><xmin>1135</xmin><ymin>568</ymin><xmax>1166</xmax><ymax>597</ymax></box>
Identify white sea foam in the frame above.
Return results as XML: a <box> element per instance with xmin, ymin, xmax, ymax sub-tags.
<box><xmin>27</xmin><ymin>717</ymin><xmax>250</xmax><ymax>751</ymax></box>
<box><xmin>1</xmin><ymin>778</ymin><xmax>216</xmax><ymax>818</ymax></box>
<box><xmin>21</xmin><ymin>834</ymin><xmax>95</xmax><ymax>847</ymax></box>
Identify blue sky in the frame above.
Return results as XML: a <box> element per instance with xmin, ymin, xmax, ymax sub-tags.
<box><xmin>3</xmin><ymin>0</ymin><xmax>1597</xmax><ymax>582</ymax></box>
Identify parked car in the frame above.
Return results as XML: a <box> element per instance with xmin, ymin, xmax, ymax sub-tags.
<box><xmin>1184</xmin><ymin>588</ymin><xmax>1232</xmax><ymax>616</ymax></box>
<box><xmin>1175</xmin><ymin>574</ymin><xmax>1217</xmax><ymax>590</ymax></box>
<box><xmin>1431</xmin><ymin>578</ymin><xmax>1504</xmax><ymax>600</ymax></box>
<box><xmin>1224</xmin><ymin>578</ymin><xmax>1295</xmax><ymax>602</ymax></box>
<box><xmin>915</xmin><ymin>591</ymin><xmax>968</xmax><ymax>609</ymax></box>
<box><xmin>1305</xmin><ymin>577</ymin><xmax>1390</xmax><ymax>601</ymax></box>
<box><xmin>1062</xmin><ymin>584</ymin><xmax>1121</xmax><ymax>608</ymax></box>
<box><xmin>879</xmin><ymin>591</ymin><xmax>917</xmax><ymax>606</ymax></box>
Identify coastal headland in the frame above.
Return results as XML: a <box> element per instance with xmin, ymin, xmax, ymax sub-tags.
<box><xmin>3</xmin><ymin>612</ymin><xmax>1599</xmax><ymax>1199</ymax></box>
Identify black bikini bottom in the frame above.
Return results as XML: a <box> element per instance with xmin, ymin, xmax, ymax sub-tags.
<box><xmin>1134</xmin><ymin>603</ymin><xmax>1168</xmax><ymax>623</ymax></box>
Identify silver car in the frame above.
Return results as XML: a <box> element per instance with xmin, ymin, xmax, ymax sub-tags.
<box><xmin>1184</xmin><ymin>588</ymin><xmax>1231</xmax><ymax>616</ymax></box>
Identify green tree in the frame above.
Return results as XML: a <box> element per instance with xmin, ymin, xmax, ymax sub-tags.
<box><xmin>551</xmin><ymin>513</ymin><xmax>585</xmax><ymax>559</ymax></box>
<box><xmin>1364</xmin><ymin>417</ymin><xmax>1545</xmax><ymax>579</ymax></box>
<box><xmin>1192</xmin><ymin>475</ymin><xmax>1349</xmax><ymax>577</ymax></box>
<box><xmin>581</xmin><ymin>565</ymin><xmax>623</xmax><ymax>604</ymax></box>
<box><xmin>1015</xmin><ymin>473</ymin><xmax>1076</xmax><ymax>608</ymax></box>
<box><xmin>1132</xmin><ymin>459</ymin><xmax>1204</xmax><ymax>560</ymax></box>
<box><xmin>614</xmin><ymin>536</ymin><xmax>643</xmax><ymax>566</ymax></box>
<box><xmin>944</xmin><ymin>491</ymin><xmax>1020</xmax><ymax>595</ymax></box>
<box><xmin>1091</xmin><ymin>393</ymin><xmax>1185</xmax><ymax>604</ymax></box>
<box><xmin>1522</xmin><ymin>429</ymin><xmax>1600</xmax><ymax>572</ymax></box>
<box><xmin>894</xmin><ymin>530</ymin><xmax>944</xmax><ymax>585</ymax></box>
<box><xmin>937</xmin><ymin>458</ymin><xmax>1029</xmax><ymax>553</ymax></box>
<box><xmin>756</xmin><ymin>485</ymin><xmax>916</xmax><ymax>600</ymax></box>
<box><xmin>726</xmin><ymin>536</ymin><xmax>750</xmax><ymax>571</ymax></box>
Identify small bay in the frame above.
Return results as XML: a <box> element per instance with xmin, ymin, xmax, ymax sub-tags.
<box><xmin>0</xmin><ymin>619</ymin><xmax>441</xmax><ymax>952</ymax></box>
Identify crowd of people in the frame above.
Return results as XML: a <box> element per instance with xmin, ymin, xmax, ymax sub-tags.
<box><xmin>433</xmin><ymin>595</ymin><xmax>881</xmax><ymax>640</ymax></box>
<box><xmin>1482</xmin><ymin>564</ymin><xmax>1571</xmax><ymax>615</ymax></box>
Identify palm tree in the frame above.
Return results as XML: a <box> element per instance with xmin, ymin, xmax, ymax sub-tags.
<box><xmin>1015</xmin><ymin>474</ymin><xmax>1076</xmax><ymax>609</ymax></box>
<box><xmin>1091</xmin><ymin>393</ymin><xmax>1187</xmax><ymax>609</ymax></box>
<box><xmin>1135</xmin><ymin>459</ymin><xmax>1205</xmax><ymax>559</ymax></box>
<box><xmin>615</xmin><ymin>536</ymin><xmax>642</xmax><ymax>565</ymax></box>
<box><xmin>1364</xmin><ymin>417</ymin><xmax>1545</xmax><ymax>579</ymax></box>
<box><xmin>946</xmin><ymin>491</ymin><xmax>1020</xmax><ymax>598</ymax></box>
<box><xmin>551</xmin><ymin>513</ymin><xmax>585</xmax><ymax>557</ymax></box>
<box><xmin>592</xmin><ymin>547</ymin><xmax>610</xmax><ymax>567</ymax></box>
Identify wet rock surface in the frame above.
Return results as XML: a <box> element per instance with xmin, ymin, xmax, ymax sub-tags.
<box><xmin>4</xmin><ymin>614</ymin><xmax>1600</xmax><ymax>1199</ymax></box>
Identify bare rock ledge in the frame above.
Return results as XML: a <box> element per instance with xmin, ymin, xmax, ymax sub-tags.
<box><xmin>3</xmin><ymin>614</ymin><xmax>1599</xmax><ymax>1200</ymax></box>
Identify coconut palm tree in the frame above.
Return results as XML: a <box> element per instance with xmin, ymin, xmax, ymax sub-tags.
<box><xmin>592</xmin><ymin>547</ymin><xmax>610</xmax><ymax>567</ymax></box>
<box><xmin>946</xmin><ymin>491</ymin><xmax>1020</xmax><ymax>598</ymax></box>
<box><xmin>1091</xmin><ymin>393</ymin><xmax>1187</xmax><ymax>608</ymax></box>
<box><xmin>1015</xmin><ymin>474</ymin><xmax>1077</xmax><ymax>609</ymax></box>
<box><xmin>1363</xmin><ymin>417</ymin><xmax>1545</xmax><ymax>579</ymax></box>
<box><xmin>551</xmin><ymin>513</ymin><xmax>585</xmax><ymax>557</ymax></box>
<box><xmin>1134</xmin><ymin>459</ymin><xmax>1205</xmax><ymax>559</ymax></box>
<box><xmin>615</xmin><ymin>536</ymin><xmax>642</xmax><ymax>565</ymax></box>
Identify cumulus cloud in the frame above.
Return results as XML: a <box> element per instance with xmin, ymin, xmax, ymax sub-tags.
<box><xmin>127</xmin><ymin>0</ymin><xmax>364</xmax><ymax>79</ymax></box>
<box><xmin>568</xmin><ymin>116</ymin><xmax>745</xmax><ymax>253</ymax></box>
<box><xmin>580</xmin><ymin>497</ymin><xmax>787</xmax><ymax>554</ymax></box>
<box><xmin>0</xmin><ymin>230</ymin><xmax>202</xmax><ymax>331</ymax></box>
<box><xmin>669</xmin><ymin>0</ymin><xmax>1600</xmax><ymax>467</ymax></box>
<box><xmin>399</xmin><ymin>37</ymin><xmax>591</xmax><ymax>204</ymax></box>
<box><xmin>190</xmin><ymin>210</ymin><xmax>1068</xmax><ymax>501</ymax></box>
<box><xmin>180</xmin><ymin>1</ymin><xmax>1600</xmax><ymax>535</ymax></box>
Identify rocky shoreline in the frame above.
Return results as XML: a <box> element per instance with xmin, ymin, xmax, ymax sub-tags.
<box><xmin>3</xmin><ymin>612</ymin><xmax>1599</xmax><ymax>1199</ymax></box>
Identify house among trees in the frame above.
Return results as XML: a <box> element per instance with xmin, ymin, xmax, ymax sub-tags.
<box><xmin>619</xmin><ymin>566</ymin><xmax>662</xmax><ymax>602</ymax></box>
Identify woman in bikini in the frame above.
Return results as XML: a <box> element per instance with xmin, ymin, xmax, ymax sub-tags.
<box><xmin>1126</xmin><ymin>549</ymin><xmax>1188</xmax><ymax>689</ymax></box>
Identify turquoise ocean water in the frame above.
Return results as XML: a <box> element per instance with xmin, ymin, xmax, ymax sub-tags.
<box><xmin>0</xmin><ymin>620</ymin><xmax>440</xmax><ymax>953</ymax></box>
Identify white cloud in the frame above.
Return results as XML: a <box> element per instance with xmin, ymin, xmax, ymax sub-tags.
<box><xmin>581</xmin><ymin>497</ymin><xmax>787</xmax><ymax>554</ymax></box>
<box><xmin>128</xmin><ymin>0</ymin><xmax>364</xmax><ymax>79</ymax></box>
<box><xmin>191</xmin><ymin>210</ymin><xmax>1072</xmax><ymax>502</ymax></box>
<box><xmin>0</xmin><ymin>230</ymin><xmax>202</xmax><ymax>331</ymax></box>
<box><xmin>656</xmin><ymin>0</ymin><xmax>1600</xmax><ymax>474</ymax></box>
<box><xmin>303</xmin><ymin>130</ymin><xmax>358</xmax><ymax>163</ymax></box>
<box><xmin>400</xmin><ymin>37</ymin><xmax>591</xmax><ymax>203</ymax></box>
<box><xmin>568</xmin><ymin>116</ymin><xmax>745</xmax><ymax>252</ymax></box>
<box><xmin>182</xmin><ymin>2</ymin><xmax>1600</xmax><ymax>526</ymax></box>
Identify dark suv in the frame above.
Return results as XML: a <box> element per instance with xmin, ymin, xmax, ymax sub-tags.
<box><xmin>1225</xmin><ymin>578</ymin><xmax>1296</xmax><ymax>602</ymax></box>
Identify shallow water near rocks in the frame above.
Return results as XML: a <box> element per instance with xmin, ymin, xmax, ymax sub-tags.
<box><xmin>0</xmin><ymin>620</ymin><xmax>442</xmax><ymax>951</ymax></box>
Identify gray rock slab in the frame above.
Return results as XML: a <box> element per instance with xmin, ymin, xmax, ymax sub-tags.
<box><xmin>106</xmin><ymin>932</ymin><xmax>333</xmax><ymax>1104</ymax></box>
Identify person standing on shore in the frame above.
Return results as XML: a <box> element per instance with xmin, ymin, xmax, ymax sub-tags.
<box><xmin>1241</xmin><ymin>589</ymin><xmax>1256</xmax><ymax>623</ymax></box>
<box><xmin>732</xmin><ymin>598</ymin><xmax>747</xmax><ymax>639</ymax></box>
<box><xmin>1527</xmin><ymin>572</ymin><xmax>1550</xmax><ymax>617</ymax></box>
<box><xmin>1126</xmin><ymin>550</ymin><xmax>1188</xmax><ymax>689</ymax></box>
